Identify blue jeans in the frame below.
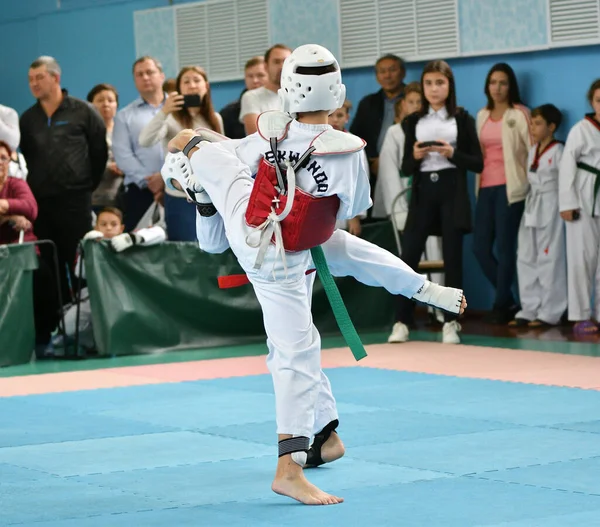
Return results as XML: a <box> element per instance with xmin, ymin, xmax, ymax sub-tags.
<box><xmin>473</xmin><ymin>185</ymin><xmax>524</xmax><ymax>311</ymax></box>
<box><xmin>163</xmin><ymin>193</ymin><xmax>198</xmax><ymax>242</ymax></box>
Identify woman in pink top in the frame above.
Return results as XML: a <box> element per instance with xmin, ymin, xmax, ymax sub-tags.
<box><xmin>474</xmin><ymin>63</ymin><xmax>531</xmax><ymax>324</ymax></box>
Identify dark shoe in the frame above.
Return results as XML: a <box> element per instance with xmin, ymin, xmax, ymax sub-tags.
<box><xmin>508</xmin><ymin>317</ymin><xmax>530</xmax><ymax>327</ymax></box>
<box><xmin>34</xmin><ymin>340</ymin><xmax>55</xmax><ymax>360</ymax></box>
<box><xmin>485</xmin><ymin>304</ymin><xmax>520</xmax><ymax>325</ymax></box>
<box><xmin>528</xmin><ymin>319</ymin><xmax>557</xmax><ymax>328</ymax></box>
<box><xmin>484</xmin><ymin>309</ymin><xmax>511</xmax><ymax>325</ymax></box>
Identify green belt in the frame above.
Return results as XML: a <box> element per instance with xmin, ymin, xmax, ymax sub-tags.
<box><xmin>576</xmin><ymin>162</ymin><xmax>600</xmax><ymax>217</ymax></box>
<box><xmin>310</xmin><ymin>246</ymin><xmax>367</xmax><ymax>361</ymax></box>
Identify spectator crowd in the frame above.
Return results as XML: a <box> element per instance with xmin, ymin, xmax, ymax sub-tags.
<box><xmin>1</xmin><ymin>43</ymin><xmax>599</xmax><ymax>359</ymax></box>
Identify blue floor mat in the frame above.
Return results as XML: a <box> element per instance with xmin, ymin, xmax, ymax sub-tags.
<box><xmin>3</xmin><ymin>368</ymin><xmax>600</xmax><ymax>526</ymax></box>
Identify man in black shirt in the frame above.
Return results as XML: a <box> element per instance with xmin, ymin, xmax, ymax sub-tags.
<box><xmin>20</xmin><ymin>56</ymin><xmax>107</xmax><ymax>334</ymax></box>
<box><xmin>350</xmin><ymin>54</ymin><xmax>406</xmax><ymax>219</ymax></box>
<box><xmin>220</xmin><ymin>56</ymin><xmax>267</xmax><ymax>138</ymax></box>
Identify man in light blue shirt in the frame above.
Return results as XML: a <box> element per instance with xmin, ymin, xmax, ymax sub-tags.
<box><xmin>112</xmin><ymin>56</ymin><xmax>166</xmax><ymax>231</ymax></box>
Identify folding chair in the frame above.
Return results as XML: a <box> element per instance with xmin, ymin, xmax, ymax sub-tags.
<box><xmin>390</xmin><ymin>187</ymin><xmax>445</xmax><ymax>274</ymax></box>
<box><xmin>18</xmin><ymin>236</ymin><xmax>79</xmax><ymax>358</ymax></box>
<box><xmin>73</xmin><ymin>240</ymin><xmax>90</xmax><ymax>356</ymax></box>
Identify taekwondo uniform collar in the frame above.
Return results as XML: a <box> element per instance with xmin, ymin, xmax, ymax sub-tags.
<box><xmin>256</xmin><ymin>111</ymin><xmax>366</xmax><ymax>156</ymax></box>
<box><xmin>585</xmin><ymin>113</ymin><xmax>600</xmax><ymax>132</ymax></box>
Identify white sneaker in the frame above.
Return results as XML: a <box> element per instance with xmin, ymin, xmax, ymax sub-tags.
<box><xmin>388</xmin><ymin>322</ymin><xmax>409</xmax><ymax>343</ymax></box>
<box><xmin>442</xmin><ymin>321</ymin><xmax>461</xmax><ymax>344</ymax></box>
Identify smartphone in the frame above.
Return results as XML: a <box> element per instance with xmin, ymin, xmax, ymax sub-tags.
<box><xmin>419</xmin><ymin>141</ymin><xmax>444</xmax><ymax>148</ymax></box>
<box><xmin>182</xmin><ymin>94</ymin><xmax>202</xmax><ymax>108</ymax></box>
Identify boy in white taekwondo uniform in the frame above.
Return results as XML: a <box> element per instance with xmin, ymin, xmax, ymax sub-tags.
<box><xmin>512</xmin><ymin>104</ymin><xmax>566</xmax><ymax>327</ymax></box>
<box><xmin>559</xmin><ymin>80</ymin><xmax>600</xmax><ymax>335</ymax></box>
<box><xmin>162</xmin><ymin>45</ymin><xmax>466</xmax><ymax>505</ymax></box>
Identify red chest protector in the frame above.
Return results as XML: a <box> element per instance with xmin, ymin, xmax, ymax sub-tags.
<box><xmin>243</xmin><ymin>111</ymin><xmax>366</xmax><ymax>271</ymax></box>
<box><xmin>245</xmin><ymin>149</ymin><xmax>340</xmax><ymax>252</ymax></box>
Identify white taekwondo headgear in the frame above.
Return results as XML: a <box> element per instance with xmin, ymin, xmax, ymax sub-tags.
<box><xmin>278</xmin><ymin>44</ymin><xmax>346</xmax><ymax>118</ymax></box>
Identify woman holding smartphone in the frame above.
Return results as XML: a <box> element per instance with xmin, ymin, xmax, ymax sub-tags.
<box><xmin>388</xmin><ymin>60</ymin><xmax>483</xmax><ymax>345</ymax></box>
<box><xmin>139</xmin><ymin>66</ymin><xmax>223</xmax><ymax>241</ymax></box>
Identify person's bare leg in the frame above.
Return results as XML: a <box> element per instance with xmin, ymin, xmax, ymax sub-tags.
<box><xmin>271</xmin><ymin>434</ymin><xmax>344</xmax><ymax>505</ymax></box>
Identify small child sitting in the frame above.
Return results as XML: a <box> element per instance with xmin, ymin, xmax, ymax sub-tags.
<box><xmin>59</xmin><ymin>207</ymin><xmax>166</xmax><ymax>352</ymax></box>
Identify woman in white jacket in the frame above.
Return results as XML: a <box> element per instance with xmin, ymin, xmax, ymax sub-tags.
<box><xmin>139</xmin><ymin>66</ymin><xmax>223</xmax><ymax>241</ymax></box>
<box><xmin>473</xmin><ymin>63</ymin><xmax>531</xmax><ymax>324</ymax></box>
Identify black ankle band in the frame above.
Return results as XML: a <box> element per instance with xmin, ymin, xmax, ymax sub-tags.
<box><xmin>278</xmin><ymin>436</ymin><xmax>309</xmax><ymax>458</ymax></box>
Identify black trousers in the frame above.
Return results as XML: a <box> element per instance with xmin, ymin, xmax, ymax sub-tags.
<box><xmin>32</xmin><ymin>256</ymin><xmax>59</xmax><ymax>345</ymax></box>
<box><xmin>34</xmin><ymin>193</ymin><xmax>93</xmax><ymax>308</ymax></box>
<box><xmin>123</xmin><ymin>184</ymin><xmax>155</xmax><ymax>232</ymax></box>
<box><xmin>395</xmin><ymin>169</ymin><xmax>464</xmax><ymax>325</ymax></box>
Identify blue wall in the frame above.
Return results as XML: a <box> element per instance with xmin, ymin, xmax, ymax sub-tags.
<box><xmin>1</xmin><ymin>0</ymin><xmax>599</xmax><ymax>309</ymax></box>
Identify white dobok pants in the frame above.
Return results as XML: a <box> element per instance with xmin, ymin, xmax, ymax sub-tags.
<box><xmin>191</xmin><ymin>144</ymin><xmax>425</xmax><ymax>438</ymax></box>
<box><xmin>516</xmin><ymin>212</ymin><xmax>567</xmax><ymax>325</ymax></box>
<box><xmin>565</xmin><ymin>210</ymin><xmax>600</xmax><ymax>321</ymax></box>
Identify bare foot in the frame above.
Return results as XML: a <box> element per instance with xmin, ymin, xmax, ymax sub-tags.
<box><xmin>272</xmin><ymin>469</ymin><xmax>344</xmax><ymax>505</ymax></box>
<box><xmin>318</xmin><ymin>431</ymin><xmax>345</xmax><ymax>464</ymax></box>
<box><xmin>459</xmin><ymin>295</ymin><xmax>467</xmax><ymax>315</ymax></box>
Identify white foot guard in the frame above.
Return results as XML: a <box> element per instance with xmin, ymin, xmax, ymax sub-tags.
<box><xmin>193</xmin><ymin>126</ymin><xmax>229</xmax><ymax>143</ymax></box>
<box><xmin>161</xmin><ymin>151</ymin><xmax>210</xmax><ymax>203</ymax></box>
<box><xmin>412</xmin><ymin>280</ymin><xmax>464</xmax><ymax>315</ymax></box>
<box><xmin>291</xmin><ymin>451</ymin><xmax>308</xmax><ymax>467</ymax></box>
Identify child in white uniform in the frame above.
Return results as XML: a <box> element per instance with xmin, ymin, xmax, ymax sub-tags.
<box><xmin>162</xmin><ymin>45</ymin><xmax>466</xmax><ymax>506</ymax></box>
<box><xmin>559</xmin><ymin>79</ymin><xmax>600</xmax><ymax>335</ymax></box>
<box><xmin>378</xmin><ymin>82</ymin><xmax>422</xmax><ymax>229</ymax></box>
<box><xmin>512</xmin><ymin>104</ymin><xmax>566</xmax><ymax>327</ymax></box>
